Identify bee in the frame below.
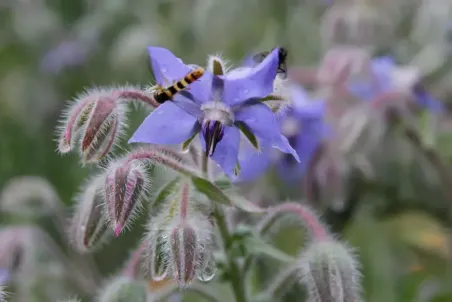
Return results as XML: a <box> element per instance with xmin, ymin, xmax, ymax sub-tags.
<box><xmin>153</xmin><ymin>67</ymin><xmax>205</xmax><ymax>104</ymax></box>
<box><xmin>253</xmin><ymin>47</ymin><xmax>288</xmax><ymax>78</ymax></box>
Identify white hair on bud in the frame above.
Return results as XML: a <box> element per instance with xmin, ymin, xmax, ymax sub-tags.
<box><xmin>102</xmin><ymin>156</ymin><xmax>152</xmax><ymax>235</ymax></box>
<box><xmin>69</xmin><ymin>173</ymin><xmax>112</xmax><ymax>253</ymax></box>
<box><xmin>298</xmin><ymin>239</ymin><xmax>363</xmax><ymax>302</ymax></box>
<box><xmin>55</xmin><ymin>85</ymin><xmax>138</xmax><ymax>164</ymax></box>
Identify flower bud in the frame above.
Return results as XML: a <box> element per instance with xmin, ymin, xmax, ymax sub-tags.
<box><xmin>321</xmin><ymin>2</ymin><xmax>393</xmax><ymax>52</ymax></box>
<box><xmin>0</xmin><ymin>176</ymin><xmax>61</xmax><ymax>219</ymax></box>
<box><xmin>97</xmin><ymin>276</ymin><xmax>148</xmax><ymax>302</ymax></box>
<box><xmin>170</xmin><ymin>223</ymin><xmax>197</xmax><ymax>287</ymax></box>
<box><xmin>56</xmin><ymin>88</ymin><xmax>128</xmax><ymax>164</ymax></box>
<box><xmin>317</xmin><ymin>46</ymin><xmax>371</xmax><ymax>87</ymax></box>
<box><xmin>70</xmin><ymin>175</ymin><xmax>111</xmax><ymax>252</ymax></box>
<box><xmin>298</xmin><ymin>239</ymin><xmax>362</xmax><ymax>302</ymax></box>
<box><xmin>104</xmin><ymin>161</ymin><xmax>149</xmax><ymax>236</ymax></box>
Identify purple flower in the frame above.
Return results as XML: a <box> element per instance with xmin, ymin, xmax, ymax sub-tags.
<box><xmin>40</xmin><ymin>40</ymin><xmax>90</xmax><ymax>75</ymax></box>
<box><xmin>232</xmin><ymin>85</ymin><xmax>327</xmax><ymax>183</ymax></box>
<box><xmin>347</xmin><ymin>56</ymin><xmax>444</xmax><ymax>112</ymax></box>
<box><xmin>129</xmin><ymin>47</ymin><xmax>299</xmax><ymax>177</ymax></box>
<box><xmin>0</xmin><ymin>268</ymin><xmax>9</xmax><ymax>284</ymax></box>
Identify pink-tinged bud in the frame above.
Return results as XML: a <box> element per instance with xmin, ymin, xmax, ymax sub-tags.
<box><xmin>170</xmin><ymin>224</ymin><xmax>197</xmax><ymax>287</ymax></box>
<box><xmin>70</xmin><ymin>175</ymin><xmax>111</xmax><ymax>252</ymax></box>
<box><xmin>104</xmin><ymin>161</ymin><xmax>149</xmax><ymax>236</ymax></box>
<box><xmin>321</xmin><ymin>2</ymin><xmax>393</xmax><ymax>52</ymax></box>
<box><xmin>317</xmin><ymin>46</ymin><xmax>371</xmax><ymax>87</ymax></box>
<box><xmin>298</xmin><ymin>239</ymin><xmax>362</xmax><ymax>302</ymax></box>
<box><xmin>56</xmin><ymin>88</ymin><xmax>128</xmax><ymax>165</ymax></box>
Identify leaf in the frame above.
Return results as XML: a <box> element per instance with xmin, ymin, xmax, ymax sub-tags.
<box><xmin>181</xmin><ymin>131</ymin><xmax>198</xmax><ymax>153</ymax></box>
<box><xmin>236</xmin><ymin>121</ymin><xmax>259</xmax><ymax>150</ymax></box>
<box><xmin>384</xmin><ymin>211</ymin><xmax>452</xmax><ymax>259</ymax></box>
<box><xmin>260</xmin><ymin>94</ymin><xmax>285</xmax><ymax>102</ymax></box>
<box><xmin>191</xmin><ymin>176</ymin><xmax>232</xmax><ymax>206</ymax></box>
<box><xmin>230</xmin><ymin>195</ymin><xmax>265</xmax><ymax>213</ymax></box>
<box><xmin>152</xmin><ymin>177</ymin><xmax>181</xmax><ymax>209</ymax></box>
<box><xmin>244</xmin><ymin>235</ymin><xmax>295</xmax><ymax>263</ymax></box>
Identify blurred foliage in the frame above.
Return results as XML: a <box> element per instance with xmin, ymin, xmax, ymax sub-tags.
<box><xmin>1</xmin><ymin>0</ymin><xmax>452</xmax><ymax>301</ymax></box>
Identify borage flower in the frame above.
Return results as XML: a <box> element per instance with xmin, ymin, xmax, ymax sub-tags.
<box><xmin>347</xmin><ymin>56</ymin><xmax>444</xmax><ymax>112</ymax></box>
<box><xmin>129</xmin><ymin>47</ymin><xmax>299</xmax><ymax>176</ymax></box>
<box><xmin>233</xmin><ymin>85</ymin><xmax>327</xmax><ymax>183</ymax></box>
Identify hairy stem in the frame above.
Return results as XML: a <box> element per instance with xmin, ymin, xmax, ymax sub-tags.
<box><xmin>201</xmin><ymin>154</ymin><xmax>246</xmax><ymax>302</ymax></box>
<box><xmin>113</xmin><ymin>89</ymin><xmax>160</xmax><ymax>108</ymax></box>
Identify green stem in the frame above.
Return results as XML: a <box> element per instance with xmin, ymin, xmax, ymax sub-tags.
<box><xmin>201</xmin><ymin>153</ymin><xmax>247</xmax><ymax>302</ymax></box>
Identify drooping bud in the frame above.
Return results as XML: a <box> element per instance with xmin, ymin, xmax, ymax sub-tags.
<box><xmin>70</xmin><ymin>174</ymin><xmax>111</xmax><ymax>252</ymax></box>
<box><xmin>56</xmin><ymin>88</ymin><xmax>128</xmax><ymax>165</ymax></box>
<box><xmin>317</xmin><ymin>46</ymin><xmax>371</xmax><ymax>87</ymax></box>
<box><xmin>170</xmin><ymin>223</ymin><xmax>197</xmax><ymax>287</ymax></box>
<box><xmin>104</xmin><ymin>160</ymin><xmax>149</xmax><ymax>237</ymax></box>
<box><xmin>298</xmin><ymin>239</ymin><xmax>362</xmax><ymax>302</ymax></box>
<box><xmin>0</xmin><ymin>176</ymin><xmax>61</xmax><ymax>219</ymax></box>
<box><xmin>97</xmin><ymin>276</ymin><xmax>148</xmax><ymax>302</ymax></box>
<box><xmin>321</xmin><ymin>2</ymin><xmax>393</xmax><ymax>52</ymax></box>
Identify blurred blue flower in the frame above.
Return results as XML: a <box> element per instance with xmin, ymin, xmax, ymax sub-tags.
<box><xmin>347</xmin><ymin>56</ymin><xmax>444</xmax><ymax>112</ymax></box>
<box><xmin>129</xmin><ymin>47</ymin><xmax>299</xmax><ymax>177</ymax></box>
<box><xmin>40</xmin><ymin>40</ymin><xmax>90</xmax><ymax>75</ymax></box>
<box><xmin>233</xmin><ymin>85</ymin><xmax>327</xmax><ymax>183</ymax></box>
<box><xmin>0</xmin><ymin>268</ymin><xmax>9</xmax><ymax>284</ymax></box>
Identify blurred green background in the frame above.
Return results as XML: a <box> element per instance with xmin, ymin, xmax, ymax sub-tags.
<box><xmin>1</xmin><ymin>0</ymin><xmax>452</xmax><ymax>301</ymax></box>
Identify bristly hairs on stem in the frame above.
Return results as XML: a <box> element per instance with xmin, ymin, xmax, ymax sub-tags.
<box><xmin>257</xmin><ymin>202</ymin><xmax>329</xmax><ymax>242</ymax></box>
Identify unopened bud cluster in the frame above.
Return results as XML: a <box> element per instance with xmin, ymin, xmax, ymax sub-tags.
<box><xmin>143</xmin><ymin>184</ymin><xmax>216</xmax><ymax>288</ymax></box>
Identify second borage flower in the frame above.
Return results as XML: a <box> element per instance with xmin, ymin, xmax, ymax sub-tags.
<box><xmin>129</xmin><ymin>47</ymin><xmax>299</xmax><ymax>177</ymax></box>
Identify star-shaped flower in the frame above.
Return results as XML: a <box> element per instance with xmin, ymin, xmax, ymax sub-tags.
<box><xmin>347</xmin><ymin>56</ymin><xmax>444</xmax><ymax>112</ymax></box>
<box><xmin>129</xmin><ymin>47</ymin><xmax>299</xmax><ymax>177</ymax></box>
<box><xmin>232</xmin><ymin>85</ymin><xmax>327</xmax><ymax>183</ymax></box>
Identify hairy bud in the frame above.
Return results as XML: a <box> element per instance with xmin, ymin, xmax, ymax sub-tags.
<box><xmin>170</xmin><ymin>223</ymin><xmax>197</xmax><ymax>287</ymax></box>
<box><xmin>105</xmin><ymin>160</ymin><xmax>149</xmax><ymax>236</ymax></box>
<box><xmin>298</xmin><ymin>239</ymin><xmax>362</xmax><ymax>302</ymax></box>
<box><xmin>321</xmin><ymin>2</ymin><xmax>393</xmax><ymax>52</ymax></box>
<box><xmin>317</xmin><ymin>46</ymin><xmax>371</xmax><ymax>87</ymax></box>
<box><xmin>56</xmin><ymin>88</ymin><xmax>128</xmax><ymax>164</ymax></box>
<box><xmin>0</xmin><ymin>176</ymin><xmax>61</xmax><ymax>219</ymax></box>
<box><xmin>97</xmin><ymin>276</ymin><xmax>148</xmax><ymax>302</ymax></box>
<box><xmin>144</xmin><ymin>197</ymin><xmax>216</xmax><ymax>287</ymax></box>
<box><xmin>70</xmin><ymin>175</ymin><xmax>111</xmax><ymax>252</ymax></box>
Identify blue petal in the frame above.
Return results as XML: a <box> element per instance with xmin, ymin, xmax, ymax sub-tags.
<box><xmin>221</xmin><ymin>48</ymin><xmax>279</xmax><ymax>106</ymax></box>
<box><xmin>200</xmin><ymin>126</ymin><xmax>240</xmax><ymax>177</ymax></box>
<box><xmin>413</xmin><ymin>88</ymin><xmax>445</xmax><ymax>113</ymax></box>
<box><xmin>232</xmin><ymin>141</ymin><xmax>273</xmax><ymax>183</ymax></box>
<box><xmin>147</xmin><ymin>47</ymin><xmax>213</xmax><ymax>103</ymax></box>
<box><xmin>129</xmin><ymin>102</ymin><xmax>198</xmax><ymax>145</ymax></box>
<box><xmin>235</xmin><ymin>103</ymin><xmax>300</xmax><ymax>162</ymax></box>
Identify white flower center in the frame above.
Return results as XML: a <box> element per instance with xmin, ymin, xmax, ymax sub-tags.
<box><xmin>200</xmin><ymin>101</ymin><xmax>235</xmax><ymax>126</ymax></box>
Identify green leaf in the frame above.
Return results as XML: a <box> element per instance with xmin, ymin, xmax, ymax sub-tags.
<box><xmin>230</xmin><ymin>195</ymin><xmax>266</xmax><ymax>213</ymax></box>
<box><xmin>181</xmin><ymin>131</ymin><xmax>198</xmax><ymax>153</ymax></box>
<box><xmin>236</xmin><ymin>121</ymin><xmax>259</xmax><ymax>150</ymax></box>
<box><xmin>260</xmin><ymin>94</ymin><xmax>285</xmax><ymax>102</ymax></box>
<box><xmin>152</xmin><ymin>177</ymin><xmax>181</xmax><ymax>209</ymax></box>
<box><xmin>191</xmin><ymin>176</ymin><xmax>232</xmax><ymax>206</ymax></box>
<box><xmin>212</xmin><ymin>59</ymin><xmax>225</xmax><ymax>75</ymax></box>
<box><xmin>244</xmin><ymin>235</ymin><xmax>295</xmax><ymax>263</ymax></box>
